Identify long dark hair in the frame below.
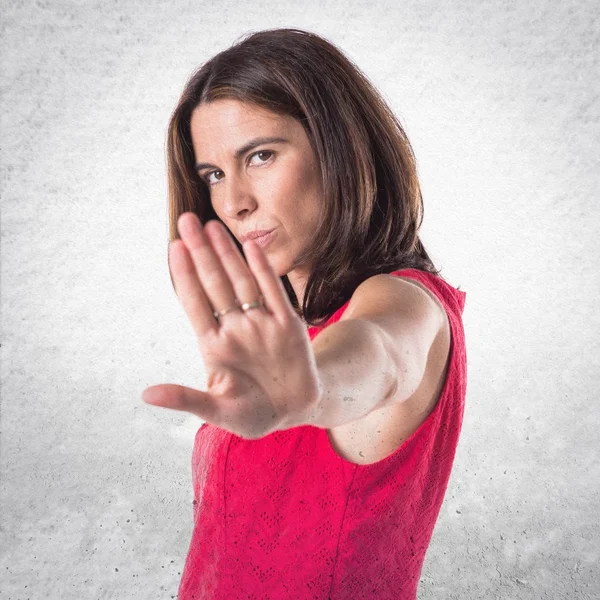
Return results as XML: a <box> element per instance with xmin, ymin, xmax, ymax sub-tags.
<box><xmin>166</xmin><ymin>27</ymin><xmax>443</xmax><ymax>328</ymax></box>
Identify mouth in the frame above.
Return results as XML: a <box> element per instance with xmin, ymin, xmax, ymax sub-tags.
<box><xmin>251</xmin><ymin>229</ymin><xmax>277</xmax><ymax>248</ymax></box>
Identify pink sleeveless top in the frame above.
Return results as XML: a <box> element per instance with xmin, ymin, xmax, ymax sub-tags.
<box><xmin>178</xmin><ymin>268</ymin><xmax>468</xmax><ymax>599</ymax></box>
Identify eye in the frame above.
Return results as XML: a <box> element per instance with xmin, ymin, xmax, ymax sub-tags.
<box><xmin>249</xmin><ymin>149</ymin><xmax>274</xmax><ymax>166</ymax></box>
<box><xmin>202</xmin><ymin>150</ymin><xmax>275</xmax><ymax>186</ymax></box>
<box><xmin>203</xmin><ymin>170</ymin><xmax>223</xmax><ymax>186</ymax></box>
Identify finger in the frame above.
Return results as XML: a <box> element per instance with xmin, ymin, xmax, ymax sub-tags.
<box><xmin>178</xmin><ymin>212</ymin><xmax>238</xmax><ymax>323</ymax></box>
<box><xmin>243</xmin><ymin>237</ymin><xmax>297</xmax><ymax>324</ymax></box>
<box><xmin>203</xmin><ymin>220</ymin><xmax>262</xmax><ymax>308</ymax></box>
<box><xmin>169</xmin><ymin>239</ymin><xmax>219</xmax><ymax>338</ymax></box>
<box><xmin>142</xmin><ymin>383</ymin><xmax>219</xmax><ymax>422</ymax></box>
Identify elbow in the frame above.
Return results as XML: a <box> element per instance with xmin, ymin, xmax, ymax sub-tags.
<box><xmin>375</xmin><ymin>326</ymin><xmax>427</xmax><ymax>407</ymax></box>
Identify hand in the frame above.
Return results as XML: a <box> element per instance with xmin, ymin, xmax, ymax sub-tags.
<box><xmin>141</xmin><ymin>212</ymin><xmax>322</xmax><ymax>440</ymax></box>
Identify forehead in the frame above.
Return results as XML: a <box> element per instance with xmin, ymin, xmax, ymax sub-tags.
<box><xmin>190</xmin><ymin>99</ymin><xmax>289</xmax><ymax>144</ymax></box>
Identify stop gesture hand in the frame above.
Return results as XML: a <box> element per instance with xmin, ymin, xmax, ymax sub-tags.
<box><xmin>141</xmin><ymin>212</ymin><xmax>322</xmax><ymax>440</ymax></box>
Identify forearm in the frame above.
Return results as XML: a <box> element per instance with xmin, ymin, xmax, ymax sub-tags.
<box><xmin>306</xmin><ymin>319</ymin><xmax>397</xmax><ymax>429</ymax></box>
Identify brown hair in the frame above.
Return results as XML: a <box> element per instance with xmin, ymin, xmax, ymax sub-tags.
<box><xmin>166</xmin><ymin>27</ymin><xmax>443</xmax><ymax>328</ymax></box>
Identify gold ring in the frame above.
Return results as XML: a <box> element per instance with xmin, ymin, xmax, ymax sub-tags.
<box><xmin>213</xmin><ymin>297</ymin><xmax>264</xmax><ymax>320</ymax></box>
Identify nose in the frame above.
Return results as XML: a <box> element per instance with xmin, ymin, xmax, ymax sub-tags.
<box><xmin>220</xmin><ymin>172</ymin><xmax>257</xmax><ymax>219</ymax></box>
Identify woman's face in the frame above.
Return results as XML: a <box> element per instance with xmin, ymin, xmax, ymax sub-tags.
<box><xmin>189</xmin><ymin>99</ymin><xmax>324</xmax><ymax>280</ymax></box>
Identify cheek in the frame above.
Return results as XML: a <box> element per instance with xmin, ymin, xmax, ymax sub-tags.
<box><xmin>297</xmin><ymin>174</ymin><xmax>323</xmax><ymax>228</ymax></box>
<box><xmin>285</xmin><ymin>160</ymin><xmax>322</xmax><ymax>209</ymax></box>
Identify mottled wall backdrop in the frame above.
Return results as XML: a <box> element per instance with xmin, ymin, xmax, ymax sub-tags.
<box><xmin>1</xmin><ymin>0</ymin><xmax>598</xmax><ymax>598</ymax></box>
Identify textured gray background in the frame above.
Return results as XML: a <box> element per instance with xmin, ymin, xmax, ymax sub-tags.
<box><xmin>1</xmin><ymin>0</ymin><xmax>598</xmax><ymax>598</ymax></box>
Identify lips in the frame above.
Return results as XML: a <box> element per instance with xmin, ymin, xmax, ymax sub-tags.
<box><xmin>249</xmin><ymin>229</ymin><xmax>277</xmax><ymax>248</ymax></box>
<box><xmin>240</xmin><ymin>228</ymin><xmax>275</xmax><ymax>243</ymax></box>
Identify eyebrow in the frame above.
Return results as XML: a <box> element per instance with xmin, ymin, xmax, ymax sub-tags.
<box><xmin>194</xmin><ymin>136</ymin><xmax>290</xmax><ymax>172</ymax></box>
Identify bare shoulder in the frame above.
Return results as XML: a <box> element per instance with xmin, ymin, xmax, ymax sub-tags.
<box><xmin>383</xmin><ymin>273</ymin><xmax>448</xmax><ymax>331</ymax></box>
<box><xmin>343</xmin><ymin>272</ymin><xmax>446</xmax><ymax>325</ymax></box>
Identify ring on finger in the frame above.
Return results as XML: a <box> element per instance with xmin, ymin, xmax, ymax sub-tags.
<box><xmin>213</xmin><ymin>296</ymin><xmax>265</xmax><ymax>321</ymax></box>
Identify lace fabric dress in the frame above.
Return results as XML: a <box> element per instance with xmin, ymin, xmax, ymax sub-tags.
<box><xmin>178</xmin><ymin>268</ymin><xmax>468</xmax><ymax>599</ymax></box>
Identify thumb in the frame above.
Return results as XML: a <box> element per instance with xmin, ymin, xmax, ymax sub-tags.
<box><xmin>141</xmin><ymin>384</ymin><xmax>215</xmax><ymax>419</ymax></box>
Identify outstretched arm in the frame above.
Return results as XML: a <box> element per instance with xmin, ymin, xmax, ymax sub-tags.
<box><xmin>299</xmin><ymin>274</ymin><xmax>443</xmax><ymax>430</ymax></box>
<box><xmin>304</xmin><ymin>318</ymin><xmax>397</xmax><ymax>429</ymax></box>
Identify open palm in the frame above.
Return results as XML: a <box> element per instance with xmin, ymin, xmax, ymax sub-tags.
<box><xmin>141</xmin><ymin>212</ymin><xmax>322</xmax><ymax>440</ymax></box>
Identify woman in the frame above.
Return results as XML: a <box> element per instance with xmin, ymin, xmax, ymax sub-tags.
<box><xmin>142</xmin><ymin>27</ymin><xmax>468</xmax><ymax>600</ymax></box>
